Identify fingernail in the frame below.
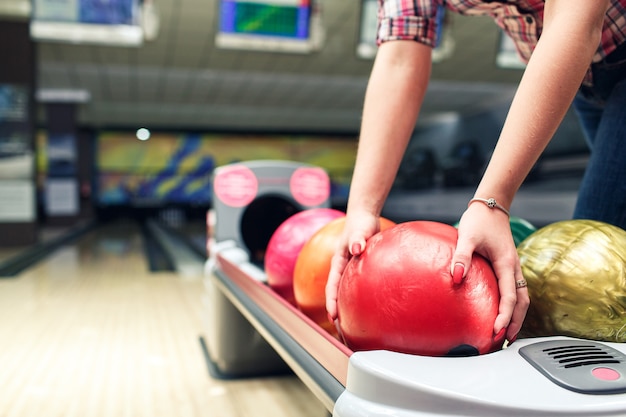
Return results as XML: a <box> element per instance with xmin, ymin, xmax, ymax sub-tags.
<box><xmin>494</xmin><ymin>328</ymin><xmax>506</xmax><ymax>340</ymax></box>
<box><xmin>452</xmin><ymin>263</ymin><xmax>464</xmax><ymax>284</ymax></box>
<box><xmin>351</xmin><ymin>242</ymin><xmax>362</xmax><ymax>255</ymax></box>
<box><xmin>509</xmin><ymin>333</ymin><xmax>518</xmax><ymax>345</ymax></box>
<box><xmin>327</xmin><ymin>312</ymin><xmax>334</xmax><ymax>323</ymax></box>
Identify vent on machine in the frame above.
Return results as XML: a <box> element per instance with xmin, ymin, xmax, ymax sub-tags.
<box><xmin>520</xmin><ymin>340</ymin><xmax>626</xmax><ymax>395</ymax></box>
<box><xmin>545</xmin><ymin>344</ymin><xmax>622</xmax><ymax>368</ymax></box>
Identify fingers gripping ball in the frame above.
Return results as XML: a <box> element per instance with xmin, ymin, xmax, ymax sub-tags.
<box><xmin>518</xmin><ymin>219</ymin><xmax>626</xmax><ymax>341</ymax></box>
<box><xmin>265</xmin><ymin>208</ymin><xmax>345</xmax><ymax>305</ymax></box>
<box><xmin>337</xmin><ymin>221</ymin><xmax>504</xmax><ymax>357</ymax></box>
<box><xmin>293</xmin><ymin>216</ymin><xmax>396</xmax><ymax>337</ymax></box>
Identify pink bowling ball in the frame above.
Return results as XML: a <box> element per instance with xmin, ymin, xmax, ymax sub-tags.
<box><xmin>265</xmin><ymin>208</ymin><xmax>345</xmax><ymax>305</ymax></box>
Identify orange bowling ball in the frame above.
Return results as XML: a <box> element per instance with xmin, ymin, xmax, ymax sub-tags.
<box><xmin>293</xmin><ymin>216</ymin><xmax>396</xmax><ymax>337</ymax></box>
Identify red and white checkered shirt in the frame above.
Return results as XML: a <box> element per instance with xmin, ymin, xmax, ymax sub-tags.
<box><xmin>377</xmin><ymin>0</ymin><xmax>626</xmax><ymax>86</ymax></box>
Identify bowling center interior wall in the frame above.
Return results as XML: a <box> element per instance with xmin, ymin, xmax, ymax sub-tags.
<box><xmin>35</xmin><ymin>130</ymin><xmax>359</xmax><ymax>213</ymax></box>
<box><xmin>25</xmin><ymin>94</ymin><xmax>591</xmax><ymax>229</ymax></box>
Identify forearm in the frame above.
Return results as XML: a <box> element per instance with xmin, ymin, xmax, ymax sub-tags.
<box><xmin>476</xmin><ymin>0</ymin><xmax>607</xmax><ymax>208</ymax></box>
<box><xmin>348</xmin><ymin>41</ymin><xmax>432</xmax><ymax>217</ymax></box>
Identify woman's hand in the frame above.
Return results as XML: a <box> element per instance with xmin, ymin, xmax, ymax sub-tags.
<box><xmin>325</xmin><ymin>211</ymin><xmax>381</xmax><ymax>322</ymax></box>
<box><xmin>451</xmin><ymin>202</ymin><xmax>530</xmax><ymax>342</ymax></box>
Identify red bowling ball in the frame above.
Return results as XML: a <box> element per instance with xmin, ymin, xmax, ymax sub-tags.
<box><xmin>265</xmin><ymin>208</ymin><xmax>345</xmax><ymax>305</ymax></box>
<box><xmin>336</xmin><ymin>221</ymin><xmax>504</xmax><ymax>357</ymax></box>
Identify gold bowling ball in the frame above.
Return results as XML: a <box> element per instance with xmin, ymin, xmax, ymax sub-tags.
<box><xmin>518</xmin><ymin>219</ymin><xmax>626</xmax><ymax>341</ymax></box>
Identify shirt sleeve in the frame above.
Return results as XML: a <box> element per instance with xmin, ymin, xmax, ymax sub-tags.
<box><xmin>377</xmin><ymin>0</ymin><xmax>442</xmax><ymax>47</ymax></box>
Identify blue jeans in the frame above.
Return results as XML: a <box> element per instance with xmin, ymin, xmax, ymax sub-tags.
<box><xmin>571</xmin><ymin>42</ymin><xmax>626</xmax><ymax>230</ymax></box>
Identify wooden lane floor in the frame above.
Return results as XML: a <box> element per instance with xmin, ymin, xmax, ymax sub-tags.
<box><xmin>0</xmin><ymin>220</ymin><xmax>327</xmax><ymax>417</ymax></box>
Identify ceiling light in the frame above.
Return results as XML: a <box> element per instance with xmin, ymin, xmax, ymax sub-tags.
<box><xmin>136</xmin><ymin>128</ymin><xmax>151</xmax><ymax>141</ymax></box>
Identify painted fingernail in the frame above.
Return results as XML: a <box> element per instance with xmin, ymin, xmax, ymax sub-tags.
<box><xmin>327</xmin><ymin>312</ymin><xmax>334</xmax><ymax>323</ymax></box>
<box><xmin>452</xmin><ymin>263</ymin><xmax>464</xmax><ymax>284</ymax></box>
<box><xmin>351</xmin><ymin>242</ymin><xmax>362</xmax><ymax>255</ymax></box>
<box><xmin>494</xmin><ymin>328</ymin><xmax>506</xmax><ymax>340</ymax></box>
<box><xmin>508</xmin><ymin>333</ymin><xmax>518</xmax><ymax>344</ymax></box>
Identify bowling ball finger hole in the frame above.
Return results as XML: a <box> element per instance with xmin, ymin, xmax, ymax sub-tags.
<box><xmin>446</xmin><ymin>344</ymin><xmax>480</xmax><ymax>357</ymax></box>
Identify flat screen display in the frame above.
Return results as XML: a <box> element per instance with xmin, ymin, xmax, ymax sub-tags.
<box><xmin>496</xmin><ymin>31</ymin><xmax>526</xmax><ymax>69</ymax></box>
<box><xmin>220</xmin><ymin>0</ymin><xmax>310</xmax><ymax>39</ymax></box>
<box><xmin>215</xmin><ymin>0</ymin><xmax>321</xmax><ymax>53</ymax></box>
<box><xmin>30</xmin><ymin>0</ymin><xmax>143</xmax><ymax>46</ymax></box>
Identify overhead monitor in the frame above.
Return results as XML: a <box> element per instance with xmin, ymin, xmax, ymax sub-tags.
<box><xmin>356</xmin><ymin>0</ymin><xmax>378</xmax><ymax>59</ymax></box>
<box><xmin>30</xmin><ymin>0</ymin><xmax>143</xmax><ymax>47</ymax></box>
<box><xmin>496</xmin><ymin>31</ymin><xmax>526</xmax><ymax>69</ymax></box>
<box><xmin>215</xmin><ymin>0</ymin><xmax>323</xmax><ymax>53</ymax></box>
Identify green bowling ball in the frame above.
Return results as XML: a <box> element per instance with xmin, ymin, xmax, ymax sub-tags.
<box><xmin>517</xmin><ymin>219</ymin><xmax>626</xmax><ymax>342</ymax></box>
<box><xmin>453</xmin><ymin>216</ymin><xmax>536</xmax><ymax>247</ymax></box>
<box><xmin>509</xmin><ymin>216</ymin><xmax>537</xmax><ymax>246</ymax></box>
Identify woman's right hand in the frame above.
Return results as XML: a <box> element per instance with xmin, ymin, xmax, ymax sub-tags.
<box><xmin>325</xmin><ymin>211</ymin><xmax>381</xmax><ymax>322</ymax></box>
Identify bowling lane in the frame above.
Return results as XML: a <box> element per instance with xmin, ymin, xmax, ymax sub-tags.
<box><xmin>0</xmin><ymin>246</ymin><xmax>26</xmax><ymax>263</ymax></box>
<box><xmin>0</xmin><ymin>226</ymin><xmax>74</xmax><ymax>264</ymax></box>
<box><xmin>0</xmin><ymin>219</ymin><xmax>326</xmax><ymax>417</ymax></box>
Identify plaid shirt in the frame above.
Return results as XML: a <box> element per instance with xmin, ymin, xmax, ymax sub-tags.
<box><xmin>377</xmin><ymin>0</ymin><xmax>626</xmax><ymax>85</ymax></box>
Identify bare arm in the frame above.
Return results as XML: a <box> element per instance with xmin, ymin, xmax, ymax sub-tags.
<box><xmin>326</xmin><ymin>40</ymin><xmax>432</xmax><ymax>319</ymax></box>
<box><xmin>476</xmin><ymin>0</ymin><xmax>608</xmax><ymax>207</ymax></box>
<box><xmin>453</xmin><ymin>0</ymin><xmax>609</xmax><ymax>341</ymax></box>
<box><xmin>347</xmin><ymin>40</ymin><xmax>432</xmax><ymax>219</ymax></box>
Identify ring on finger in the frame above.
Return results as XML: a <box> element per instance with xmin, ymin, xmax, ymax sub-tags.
<box><xmin>516</xmin><ymin>278</ymin><xmax>528</xmax><ymax>289</ymax></box>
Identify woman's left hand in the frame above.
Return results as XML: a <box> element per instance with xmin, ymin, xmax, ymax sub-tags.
<box><xmin>451</xmin><ymin>202</ymin><xmax>530</xmax><ymax>342</ymax></box>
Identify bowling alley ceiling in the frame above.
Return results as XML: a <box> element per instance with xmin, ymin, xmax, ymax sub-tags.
<box><xmin>6</xmin><ymin>0</ymin><xmax>524</xmax><ymax>133</ymax></box>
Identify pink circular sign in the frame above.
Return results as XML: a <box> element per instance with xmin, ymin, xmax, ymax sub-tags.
<box><xmin>290</xmin><ymin>167</ymin><xmax>330</xmax><ymax>207</ymax></box>
<box><xmin>214</xmin><ymin>165</ymin><xmax>258</xmax><ymax>207</ymax></box>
